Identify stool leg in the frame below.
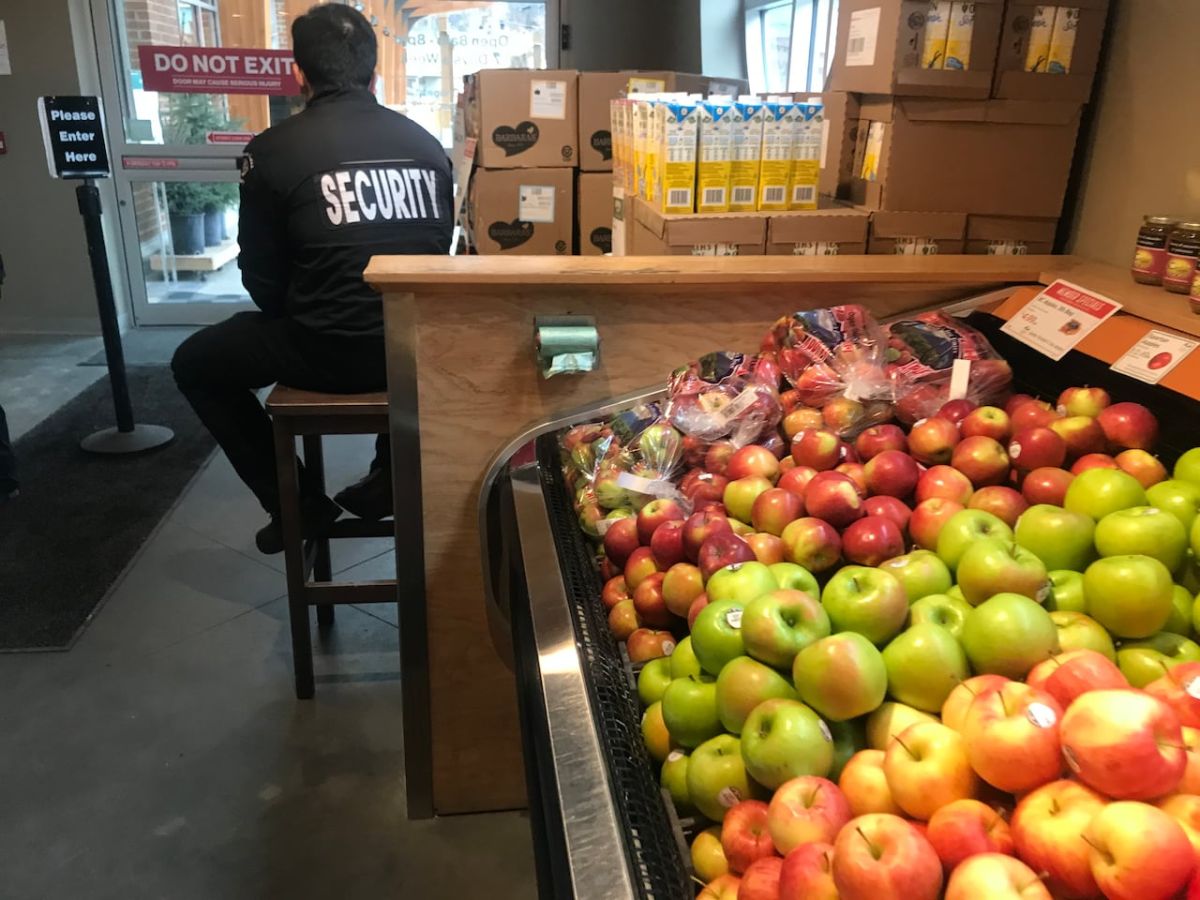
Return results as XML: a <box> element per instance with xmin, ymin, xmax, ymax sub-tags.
<box><xmin>303</xmin><ymin>434</ymin><xmax>335</xmax><ymax>631</ymax></box>
<box><xmin>275</xmin><ymin>422</ymin><xmax>314</xmax><ymax>699</ymax></box>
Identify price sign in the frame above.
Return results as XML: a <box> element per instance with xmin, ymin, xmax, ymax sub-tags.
<box><xmin>1000</xmin><ymin>280</ymin><xmax>1122</xmax><ymax>361</ymax></box>
<box><xmin>37</xmin><ymin>96</ymin><xmax>110</xmax><ymax>179</ymax></box>
<box><xmin>1111</xmin><ymin>329</ymin><xmax>1199</xmax><ymax>385</ymax></box>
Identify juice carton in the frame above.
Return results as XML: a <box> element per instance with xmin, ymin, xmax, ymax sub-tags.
<box><xmin>1025</xmin><ymin>5</ymin><xmax>1056</xmax><ymax>72</ymax></box>
<box><xmin>788</xmin><ymin>101</ymin><xmax>824</xmax><ymax>210</ymax></box>
<box><xmin>757</xmin><ymin>100</ymin><xmax>799</xmax><ymax>211</ymax></box>
<box><xmin>697</xmin><ymin>100</ymin><xmax>735</xmax><ymax>213</ymax></box>
<box><xmin>922</xmin><ymin>2</ymin><xmax>954</xmax><ymax>69</ymax></box>
<box><xmin>860</xmin><ymin>120</ymin><xmax>886</xmax><ymax>182</ymax></box>
<box><xmin>632</xmin><ymin>97</ymin><xmax>655</xmax><ymax>201</ymax></box>
<box><xmin>1047</xmin><ymin>6</ymin><xmax>1079</xmax><ymax>74</ymax></box>
<box><xmin>655</xmin><ymin>99</ymin><xmax>700</xmax><ymax>215</ymax></box>
<box><xmin>729</xmin><ymin>99</ymin><xmax>766</xmax><ymax>212</ymax></box>
<box><xmin>944</xmin><ymin>2</ymin><xmax>976</xmax><ymax>70</ymax></box>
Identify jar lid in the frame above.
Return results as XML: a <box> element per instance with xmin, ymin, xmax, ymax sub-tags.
<box><xmin>1147</xmin><ymin>216</ymin><xmax>1179</xmax><ymax>225</ymax></box>
<box><xmin>1178</xmin><ymin>223</ymin><xmax>1200</xmax><ymax>231</ymax></box>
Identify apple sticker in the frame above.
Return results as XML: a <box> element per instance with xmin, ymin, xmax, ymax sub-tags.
<box><xmin>1026</xmin><ymin>702</ymin><xmax>1057</xmax><ymax>729</ymax></box>
<box><xmin>725</xmin><ymin>608</ymin><xmax>743</xmax><ymax>630</ymax></box>
<box><xmin>819</xmin><ymin>719</ymin><xmax>833</xmax><ymax>743</ymax></box>
<box><xmin>718</xmin><ymin>786</ymin><xmax>743</xmax><ymax>808</ymax></box>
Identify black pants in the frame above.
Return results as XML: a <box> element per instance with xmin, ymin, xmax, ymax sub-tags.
<box><xmin>172</xmin><ymin>311</ymin><xmax>388</xmax><ymax>514</ymax></box>
<box><xmin>0</xmin><ymin>402</ymin><xmax>15</xmax><ymax>493</ymax></box>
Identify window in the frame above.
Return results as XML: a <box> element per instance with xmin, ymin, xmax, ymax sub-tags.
<box><xmin>745</xmin><ymin>0</ymin><xmax>839</xmax><ymax>95</ymax></box>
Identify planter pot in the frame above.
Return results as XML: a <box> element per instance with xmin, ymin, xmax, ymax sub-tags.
<box><xmin>170</xmin><ymin>213</ymin><xmax>206</xmax><ymax>255</ymax></box>
<box><xmin>203</xmin><ymin>210</ymin><xmax>224</xmax><ymax>246</ymax></box>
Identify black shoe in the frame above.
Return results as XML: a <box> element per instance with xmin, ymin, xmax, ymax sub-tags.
<box><xmin>333</xmin><ymin>467</ymin><xmax>393</xmax><ymax>521</ymax></box>
<box><xmin>255</xmin><ymin>493</ymin><xmax>342</xmax><ymax>555</ymax></box>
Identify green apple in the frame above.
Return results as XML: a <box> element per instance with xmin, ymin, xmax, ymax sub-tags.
<box><xmin>669</xmin><ymin>636</ymin><xmax>703</xmax><ymax>679</ymax></box>
<box><xmin>769</xmin><ymin>562</ymin><xmax>821</xmax><ymax>596</ymax></box>
<box><xmin>947</xmin><ymin>584</ymin><xmax>966</xmax><ymax>602</ymax></box>
<box><xmin>882</xmin><ymin>624</ymin><xmax>970</xmax><ymax>712</ymax></box>
<box><xmin>691</xmin><ymin>599</ymin><xmax>747</xmax><ymax>675</ymax></box>
<box><xmin>706</xmin><ymin>561</ymin><xmax>779</xmax><ymax>605</ymax></box>
<box><xmin>1094</xmin><ymin>506</ymin><xmax>1188</xmax><ymax>572</ymax></box>
<box><xmin>686</xmin><ymin>734</ymin><xmax>763</xmax><ymax>822</ymax></box>
<box><xmin>865</xmin><ymin>701</ymin><xmax>939</xmax><ymax>750</ymax></box>
<box><xmin>1184</xmin><ymin>552</ymin><xmax>1200</xmax><ymax>596</ymax></box>
<box><xmin>961</xmin><ymin>592</ymin><xmax>1059</xmax><ymax>678</ymax></box>
<box><xmin>909</xmin><ymin>593</ymin><xmax>972</xmax><ymax>639</ymax></box>
<box><xmin>821</xmin><ymin>566</ymin><xmax>908</xmax><ymax>646</ymax></box>
<box><xmin>661</xmin><ymin>750</ymin><xmax>693</xmax><ymax>814</ymax></box>
<box><xmin>792</xmin><ymin>632</ymin><xmax>888</xmax><ymax>721</ymax></box>
<box><xmin>638</xmin><ymin>657</ymin><xmax>674</xmax><ymax>706</ymax></box>
<box><xmin>878</xmin><ymin>550</ymin><xmax>953</xmax><ymax>603</ymax></box>
<box><xmin>1146</xmin><ymin>479</ymin><xmax>1200</xmax><ymax>531</ymax></box>
<box><xmin>1014</xmin><ymin>504</ymin><xmax>1097</xmax><ymax>573</ymax></box>
<box><xmin>1083</xmin><ymin>554</ymin><xmax>1175</xmax><ymax>639</ymax></box>
<box><xmin>1064</xmin><ymin>468</ymin><xmax>1147</xmax><ymax>521</ymax></box>
<box><xmin>827</xmin><ymin>717</ymin><xmax>867</xmax><ymax>780</ymax></box>
<box><xmin>1165</xmin><ymin>585</ymin><xmax>1194</xmax><ymax>636</ymax></box>
<box><xmin>1045</xmin><ymin>570</ymin><xmax>1087</xmax><ymax>613</ymax></box>
<box><xmin>1193</xmin><ymin>516</ymin><xmax>1200</xmax><ymax>559</ymax></box>
<box><xmin>1117</xmin><ymin>632</ymin><xmax>1200</xmax><ymax>688</ymax></box>
<box><xmin>955</xmin><ymin>539</ymin><xmax>1049</xmax><ymax>606</ymax></box>
<box><xmin>1175</xmin><ymin>447</ymin><xmax>1200</xmax><ymax>487</ymax></box>
<box><xmin>661</xmin><ymin>675</ymin><xmax>721</xmax><ymax>748</ymax></box>
<box><xmin>1050</xmin><ymin>610</ymin><xmax>1116</xmax><ymax>661</ymax></box>
<box><xmin>724</xmin><ymin>475</ymin><xmax>774</xmax><ymax>523</ymax></box>
<box><xmin>741</xmin><ymin>589</ymin><xmax>831</xmax><ymax>669</ymax></box>
<box><xmin>715</xmin><ymin>656</ymin><xmax>798</xmax><ymax>734</ymax></box>
<box><xmin>741</xmin><ymin>698</ymin><xmax>834</xmax><ymax>789</ymax></box>
<box><xmin>936</xmin><ymin>510</ymin><xmax>1014</xmax><ymax>571</ymax></box>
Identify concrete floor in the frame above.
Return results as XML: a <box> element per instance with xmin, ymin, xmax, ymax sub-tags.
<box><xmin>0</xmin><ymin>333</ymin><xmax>538</xmax><ymax>899</ymax></box>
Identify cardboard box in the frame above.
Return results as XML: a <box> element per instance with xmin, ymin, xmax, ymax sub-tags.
<box><xmin>465</xmin><ymin>70</ymin><xmax>579</xmax><ymax>169</ymax></box>
<box><xmin>631</xmin><ymin>198</ymin><xmax>767</xmax><ymax>256</ymax></box>
<box><xmin>578</xmin><ymin>172</ymin><xmax>614</xmax><ymax>255</ymax></box>
<box><xmin>767</xmin><ymin>206</ymin><xmax>871</xmax><ymax>255</ymax></box>
<box><xmin>849</xmin><ymin>97</ymin><xmax>1081</xmax><ymax>217</ymax></box>
<box><xmin>965</xmin><ymin>214</ymin><xmax>1057</xmax><ymax>254</ymax></box>
<box><xmin>827</xmin><ymin>0</ymin><xmax>1004</xmax><ymax>99</ymax></box>
<box><xmin>993</xmin><ymin>1</ymin><xmax>1109</xmax><ymax>102</ymax></box>
<box><xmin>468</xmin><ymin>168</ymin><xmax>574</xmax><ymax>255</ymax></box>
<box><xmin>818</xmin><ymin>92</ymin><xmax>862</xmax><ymax>199</ymax></box>
<box><xmin>868</xmin><ymin>210</ymin><xmax>967</xmax><ymax>254</ymax></box>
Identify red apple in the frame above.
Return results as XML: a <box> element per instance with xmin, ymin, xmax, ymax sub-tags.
<box><xmin>780</xmin><ymin>517</ymin><xmax>843</xmax><ymax>573</ymax></box>
<box><xmin>1097</xmin><ymin>402</ymin><xmax>1159</xmax><ymax>451</ymax></box>
<box><xmin>945</xmin><ymin>854</ymin><xmax>1051</xmax><ymax>900</ymax></box>
<box><xmin>688</xmin><ymin>592</ymin><xmax>710</xmax><ymax>630</ymax></box>
<box><xmin>915</xmin><ymin>466</ymin><xmax>974</xmax><ymax>505</ymax></box>
<box><xmin>1084</xmin><ymin>800</ymin><xmax>1195</xmax><ymax>900</ymax></box>
<box><xmin>601</xmin><ymin>575</ymin><xmax>631</xmax><ymax>610</ymax></box>
<box><xmin>857</xmin><ymin>424</ymin><xmax>908</xmax><ymax>460</ymax></box>
<box><xmin>937</xmin><ymin>399</ymin><xmax>978</xmax><ymax>426</ymax></box>
<box><xmin>1115</xmin><ymin>449</ymin><xmax>1168</xmax><ymax>489</ymax></box>
<box><xmin>895</xmin><ymin>384</ymin><xmax>943</xmax><ymax>426</ymax></box>
<box><xmin>778</xmin><ymin>841</ymin><xmax>837</xmax><ymax>900</ymax></box>
<box><xmin>751</xmin><ymin>488</ymin><xmax>804</xmax><ymax>536</ymax></box>
<box><xmin>746</xmin><ymin>532</ymin><xmax>786</xmax><ymax>565</ymax></box>
<box><xmin>760</xmin><ymin>432</ymin><xmax>788</xmax><ymax>461</ymax></box>
<box><xmin>1181</xmin><ymin>727</ymin><xmax>1200</xmax><ymax>794</ymax></box>
<box><xmin>864</xmin><ymin>496</ymin><xmax>913</xmax><ymax>535</ymax></box>
<box><xmin>683</xmin><ymin>434</ymin><xmax>710</xmax><ymax>468</ymax></box>
<box><xmin>782</xmin><ymin>406</ymin><xmax>825</xmax><ymax>439</ymax></box>
<box><xmin>961</xmin><ymin>682</ymin><xmax>1065</xmax><ymax>793</ymax></box>
<box><xmin>649</xmin><ymin>519</ymin><xmax>687</xmax><ymax>567</ymax></box>
<box><xmin>603</xmin><ymin>516</ymin><xmax>641</xmax><ymax>567</ymax></box>
<box><xmin>624</xmin><ymin>545</ymin><xmax>662</xmax><ymax>589</ymax></box>
<box><xmin>836</xmin><ymin>462</ymin><xmax>869</xmax><ymax>497</ymax></box>
<box><xmin>1070</xmin><ymin>452</ymin><xmax>1119</xmax><ymax>474</ymax></box>
<box><xmin>865</xmin><ymin>450</ymin><xmax>921</xmax><ymax>499</ymax></box>
<box><xmin>1057</xmin><ymin>385</ymin><xmax>1111</xmax><ymax>418</ymax></box>
<box><xmin>1008</xmin><ymin>427</ymin><xmax>1067</xmax><ymax>473</ymax></box>
<box><xmin>961</xmin><ymin>406</ymin><xmax>1012</xmax><ymax>442</ymax></box>
<box><xmin>706</xmin><ymin>440</ymin><xmax>737</xmax><ymax>474</ymax></box>
<box><xmin>662</xmin><ymin>563</ymin><xmax>704</xmax><ymax>617</ymax></box>
<box><xmin>682</xmin><ymin>470</ymin><xmax>731</xmax><ymax>506</ymax></box>
<box><xmin>1158</xmin><ymin>791</ymin><xmax>1200</xmax><ymax>861</ymax></box>
<box><xmin>721</xmin><ymin>799</ymin><xmax>776</xmax><ymax>874</ymax></box>
<box><xmin>633</xmin><ymin>572</ymin><xmax>673</xmax><ymax>627</ymax></box>
<box><xmin>778</xmin><ymin>465</ymin><xmax>817</xmax><ymax>501</ymax></box>
<box><xmin>626</xmin><ymin>627</ymin><xmax>676</xmax><ymax>662</ymax></box>
<box><xmin>843</xmin><ymin>516</ymin><xmax>906</xmax><ymax>567</ymax></box>
<box><xmin>832</xmin><ymin>813</ymin><xmax>943</xmax><ymax>900</ymax></box>
<box><xmin>728</xmin><ymin>445</ymin><xmax>782</xmax><ymax>483</ymax></box>
<box><xmin>941</xmin><ymin>674</ymin><xmax>1012</xmax><ymax>732</ymax></box>
<box><xmin>926</xmin><ymin>799</ymin><xmax>1014</xmax><ymax>870</ymax></box>
<box><xmin>778</xmin><ymin>457</ymin><xmax>796</xmax><ymax>473</ymax></box>
<box><xmin>598</xmin><ymin>556</ymin><xmax>618</xmax><ymax>582</ymax></box>
<box><xmin>967</xmin><ymin>486</ymin><xmax>1028</xmax><ymax>528</ymax></box>
<box><xmin>1144</xmin><ymin>662</ymin><xmax>1200</xmax><ymax>729</ymax></box>
<box><xmin>824</xmin><ymin>397</ymin><xmax>868</xmax><ymax>435</ymax></box>
<box><xmin>1049</xmin><ymin>415</ymin><xmax>1108</xmax><ymax>459</ymax></box>
<box><xmin>608</xmin><ymin>598</ymin><xmax>640</xmax><ymax>640</ymax></box>
<box><xmin>698</xmin><ymin>532</ymin><xmax>757</xmax><ymax>580</ymax></box>
<box><xmin>1011</xmin><ymin>400</ymin><xmax>1060</xmax><ymax>433</ymax></box>
<box><xmin>909</xmin><ymin>417</ymin><xmax>961</xmax><ymax>465</ymax></box>
<box><xmin>740</xmin><ymin>856</ymin><xmax>785</xmax><ymax>900</ymax></box>
<box><xmin>1004</xmin><ymin>394</ymin><xmax>1039</xmax><ymax>416</ymax></box>
<box><xmin>1011</xmin><ymin>779</ymin><xmax>1107</xmax><ymax>899</ymax></box>
<box><xmin>1025</xmin><ymin>649</ymin><xmax>1128</xmax><ymax>710</ymax></box>
<box><xmin>792</xmin><ymin>429</ymin><xmax>843</xmax><ymax>471</ymax></box>
<box><xmin>637</xmin><ymin>498</ymin><xmax>687</xmax><ymax>545</ymax></box>
<box><xmin>1021</xmin><ymin>467</ymin><xmax>1074</xmax><ymax>506</ymax></box>
<box><xmin>909</xmin><ymin>498</ymin><xmax>966</xmax><ymax>551</ymax></box>
<box><xmin>951</xmin><ymin>436</ymin><xmax>1011</xmax><ymax>487</ymax></box>
<box><xmin>804</xmin><ymin>471</ymin><xmax>864</xmax><ymax>528</ymax></box>
<box><xmin>768</xmin><ymin>776</ymin><xmax>852</xmax><ymax>854</ymax></box>
<box><xmin>684</xmin><ymin>510</ymin><xmax>734</xmax><ymax>562</ymax></box>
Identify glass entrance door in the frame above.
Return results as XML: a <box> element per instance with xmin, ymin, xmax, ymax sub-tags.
<box><xmin>91</xmin><ymin>0</ymin><xmax>554</xmax><ymax>326</ymax></box>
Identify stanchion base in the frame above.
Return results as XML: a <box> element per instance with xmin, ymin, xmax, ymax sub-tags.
<box><xmin>81</xmin><ymin>424</ymin><xmax>175</xmax><ymax>455</ymax></box>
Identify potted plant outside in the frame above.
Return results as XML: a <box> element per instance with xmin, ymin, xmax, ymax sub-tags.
<box><xmin>166</xmin><ymin>182</ymin><xmax>209</xmax><ymax>255</ymax></box>
<box><xmin>203</xmin><ymin>182</ymin><xmax>240</xmax><ymax>245</ymax></box>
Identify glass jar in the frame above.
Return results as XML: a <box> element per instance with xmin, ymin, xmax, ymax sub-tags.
<box><xmin>1164</xmin><ymin>223</ymin><xmax>1200</xmax><ymax>293</ymax></box>
<box><xmin>1131</xmin><ymin>215</ymin><xmax>1177</xmax><ymax>285</ymax></box>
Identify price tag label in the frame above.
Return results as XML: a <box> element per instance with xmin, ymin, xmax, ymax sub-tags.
<box><xmin>1110</xmin><ymin>329</ymin><xmax>1198</xmax><ymax>385</ymax></box>
<box><xmin>530</xmin><ymin>80</ymin><xmax>567</xmax><ymax>119</ymax></box>
<box><xmin>518</xmin><ymin>184</ymin><xmax>556</xmax><ymax>224</ymax></box>
<box><xmin>1001</xmin><ymin>279</ymin><xmax>1122</xmax><ymax>361</ymax></box>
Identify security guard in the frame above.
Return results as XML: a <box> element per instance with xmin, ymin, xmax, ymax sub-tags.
<box><xmin>172</xmin><ymin>5</ymin><xmax>452</xmax><ymax>553</ymax></box>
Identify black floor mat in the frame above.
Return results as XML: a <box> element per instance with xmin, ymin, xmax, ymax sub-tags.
<box><xmin>0</xmin><ymin>367</ymin><xmax>215</xmax><ymax>650</ymax></box>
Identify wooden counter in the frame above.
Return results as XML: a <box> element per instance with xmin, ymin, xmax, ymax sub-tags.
<box><xmin>366</xmin><ymin>254</ymin><xmax>1198</xmax><ymax>816</ymax></box>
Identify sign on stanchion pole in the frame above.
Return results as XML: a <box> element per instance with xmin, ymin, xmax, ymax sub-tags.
<box><xmin>37</xmin><ymin>96</ymin><xmax>173</xmax><ymax>454</ymax></box>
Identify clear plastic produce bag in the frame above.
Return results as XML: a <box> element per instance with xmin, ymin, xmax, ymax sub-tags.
<box><xmin>665</xmin><ymin>351</ymin><xmax>783</xmax><ymax>448</ymax></box>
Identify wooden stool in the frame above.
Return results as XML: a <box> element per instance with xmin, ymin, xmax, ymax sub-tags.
<box><xmin>267</xmin><ymin>386</ymin><xmax>396</xmax><ymax>699</ymax></box>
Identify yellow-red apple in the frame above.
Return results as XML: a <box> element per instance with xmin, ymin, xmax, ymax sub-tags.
<box><xmin>840</xmin><ymin>749</ymin><xmax>903</xmax><ymax>817</ymax></box>
<box><xmin>883</xmin><ymin>722</ymin><xmax>979</xmax><ymax>821</ymax></box>
<box><xmin>961</xmin><ymin>682</ymin><xmax>1064</xmax><ymax>793</ymax></box>
<box><xmin>1084</xmin><ymin>801</ymin><xmax>1194</xmax><ymax>900</ymax></box>
<box><xmin>945</xmin><ymin>853</ymin><xmax>1051</xmax><ymax>900</ymax></box>
<box><xmin>941</xmin><ymin>675</ymin><xmax>1010</xmax><ymax>732</ymax></box>
<box><xmin>832</xmin><ymin>813</ymin><xmax>943</xmax><ymax>900</ymax></box>
<box><xmin>926</xmin><ymin>799</ymin><xmax>1014</xmax><ymax>870</ymax></box>
<box><xmin>1011</xmin><ymin>779</ymin><xmax>1107</xmax><ymax>899</ymax></box>
<box><xmin>767</xmin><ymin>775</ymin><xmax>851</xmax><ymax>854</ymax></box>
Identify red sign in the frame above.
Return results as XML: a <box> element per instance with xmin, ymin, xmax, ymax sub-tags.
<box><xmin>123</xmin><ymin>156</ymin><xmax>179</xmax><ymax>169</ymax></box>
<box><xmin>137</xmin><ymin>46</ymin><xmax>301</xmax><ymax>96</ymax></box>
<box><xmin>206</xmin><ymin>131</ymin><xmax>256</xmax><ymax>145</ymax></box>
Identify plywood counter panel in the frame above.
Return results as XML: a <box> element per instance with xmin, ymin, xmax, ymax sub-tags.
<box><xmin>369</xmin><ymin>255</ymin><xmax>1067</xmax><ymax>816</ymax></box>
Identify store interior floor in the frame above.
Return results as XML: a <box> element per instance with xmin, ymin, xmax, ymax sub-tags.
<box><xmin>0</xmin><ymin>331</ymin><xmax>537</xmax><ymax>899</ymax></box>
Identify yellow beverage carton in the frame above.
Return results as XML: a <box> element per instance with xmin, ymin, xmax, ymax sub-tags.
<box><xmin>788</xmin><ymin>101</ymin><xmax>824</xmax><ymax>210</ymax></box>
<box><xmin>922</xmin><ymin>2</ymin><xmax>953</xmax><ymax>69</ymax></box>
<box><xmin>944</xmin><ymin>2</ymin><xmax>976</xmax><ymax>70</ymax></box>
<box><xmin>633</xmin><ymin>98</ymin><xmax>655</xmax><ymax>201</ymax></box>
<box><xmin>610</xmin><ymin>98</ymin><xmax>624</xmax><ymax>192</ymax></box>
<box><xmin>860</xmin><ymin>120</ymin><xmax>885</xmax><ymax>182</ymax></box>
<box><xmin>757</xmin><ymin>101</ymin><xmax>798</xmax><ymax>212</ymax></box>
<box><xmin>1025</xmin><ymin>5</ymin><xmax>1056</xmax><ymax>72</ymax></box>
<box><xmin>729</xmin><ymin>99</ymin><xmax>765</xmax><ymax>212</ymax></box>
<box><xmin>656</xmin><ymin>99</ymin><xmax>700</xmax><ymax>215</ymax></box>
<box><xmin>623</xmin><ymin>101</ymin><xmax>638</xmax><ymax>196</ymax></box>
<box><xmin>1047</xmin><ymin>6</ymin><xmax>1079</xmax><ymax>74</ymax></box>
<box><xmin>697</xmin><ymin>100</ymin><xmax>735</xmax><ymax>213</ymax></box>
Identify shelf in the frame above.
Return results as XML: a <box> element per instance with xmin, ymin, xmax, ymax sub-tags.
<box><xmin>149</xmin><ymin>240</ymin><xmax>239</xmax><ymax>273</ymax></box>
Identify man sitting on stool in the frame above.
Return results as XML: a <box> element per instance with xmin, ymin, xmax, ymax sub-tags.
<box><xmin>172</xmin><ymin>5</ymin><xmax>452</xmax><ymax>553</ymax></box>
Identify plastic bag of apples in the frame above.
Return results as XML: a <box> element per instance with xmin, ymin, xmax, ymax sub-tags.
<box><xmin>666</xmin><ymin>351</ymin><xmax>783</xmax><ymax>451</ymax></box>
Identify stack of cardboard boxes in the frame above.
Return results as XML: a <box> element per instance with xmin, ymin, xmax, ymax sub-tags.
<box><xmin>464</xmin><ymin>69</ymin><xmax>747</xmax><ymax>256</ymax></box>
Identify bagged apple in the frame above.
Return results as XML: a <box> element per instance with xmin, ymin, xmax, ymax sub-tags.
<box><xmin>885</xmin><ymin>313</ymin><xmax>1012</xmax><ymax>425</ymax></box>
<box><xmin>666</xmin><ymin>351</ymin><xmax>783</xmax><ymax>449</ymax></box>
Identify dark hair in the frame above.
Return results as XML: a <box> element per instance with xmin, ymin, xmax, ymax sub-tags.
<box><xmin>291</xmin><ymin>5</ymin><xmax>377</xmax><ymax>92</ymax></box>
